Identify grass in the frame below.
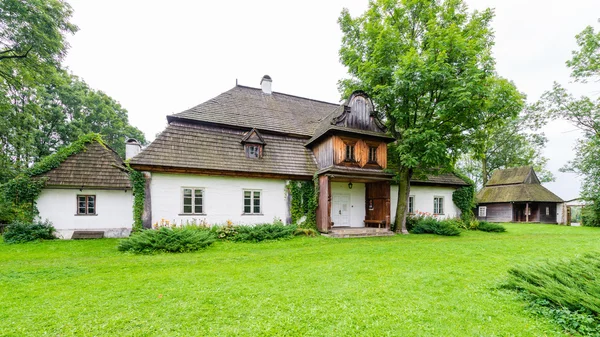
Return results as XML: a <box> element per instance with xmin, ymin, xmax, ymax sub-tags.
<box><xmin>1</xmin><ymin>223</ymin><xmax>599</xmax><ymax>336</ymax></box>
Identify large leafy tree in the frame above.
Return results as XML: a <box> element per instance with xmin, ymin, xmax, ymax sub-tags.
<box><xmin>540</xmin><ymin>25</ymin><xmax>600</xmax><ymax>226</ymax></box>
<box><xmin>459</xmin><ymin>100</ymin><xmax>554</xmax><ymax>188</ymax></box>
<box><xmin>0</xmin><ymin>0</ymin><xmax>146</xmax><ymax>185</ymax></box>
<box><xmin>338</xmin><ymin>0</ymin><xmax>519</xmax><ymax>232</ymax></box>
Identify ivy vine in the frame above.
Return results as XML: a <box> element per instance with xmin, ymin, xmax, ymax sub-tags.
<box><xmin>2</xmin><ymin>133</ymin><xmax>105</xmax><ymax>222</ymax></box>
<box><xmin>452</xmin><ymin>171</ymin><xmax>476</xmax><ymax>222</ymax></box>
<box><xmin>127</xmin><ymin>166</ymin><xmax>145</xmax><ymax>232</ymax></box>
<box><xmin>287</xmin><ymin>178</ymin><xmax>318</xmax><ymax>230</ymax></box>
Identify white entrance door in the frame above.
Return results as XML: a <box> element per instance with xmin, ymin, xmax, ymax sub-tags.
<box><xmin>332</xmin><ymin>194</ymin><xmax>351</xmax><ymax>227</ymax></box>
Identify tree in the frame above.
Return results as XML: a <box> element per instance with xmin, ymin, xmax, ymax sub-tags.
<box><xmin>458</xmin><ymin>96</ymin><xmax>554</xmax><ymax>188</ymax></box>
<box><xmin>338</xmin><ymin>0</ymin><xmax>517</xmax><ymax>232</ymax></box>
<box><xmin>540</xmin><ymin>24</ymin><xmax>600</xmax><ymax>226</ymax></box>
<box><xmin>0</xmin><ymin>0</ymin><xmax>77</xmax><ymax>84</ymax></box>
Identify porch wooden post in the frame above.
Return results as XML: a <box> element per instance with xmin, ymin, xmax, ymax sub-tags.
<box><xmin>526</xmin><ymin>203</ymin><xmax>529</xmax><ymax>223</ymax></box>
<box><xmin>316</xmin><ymin>175</ymin><xmax>331</xmax><ymax>233</ymax></box>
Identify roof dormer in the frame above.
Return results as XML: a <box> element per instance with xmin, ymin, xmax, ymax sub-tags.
<box><xmin>241</xmin><ymin>128</ymin><xmax>266</xmax><ymax>159</ymax></box>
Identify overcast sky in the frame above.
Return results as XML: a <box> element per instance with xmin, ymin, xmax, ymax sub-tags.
<box><xmin>62</xmin><ymin>0</ymin><xmax>600</xmax><ymax>200</ymax></box>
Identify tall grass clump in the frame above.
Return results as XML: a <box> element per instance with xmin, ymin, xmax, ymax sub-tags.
<box><xmin>118</xmin><ymin>227</ymin><xmax>215</xmax><ymax>254</ymax></box>
<box><xmin>3</xmin><ymin>220</ymin><xmax>57</xmax><ymax>244</ymax></box>
<box><xmin>504</xmin><ymin>253</ymin><xmax>600</xmax><ymax>336</ymax></box>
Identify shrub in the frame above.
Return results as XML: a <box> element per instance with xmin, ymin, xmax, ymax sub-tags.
<box><xmin>477</xmin><ymin>221</ymin><xmax>506</xmax><ymax>232</ymax></box>
<box><xmin>231</xmin><ymin>223</ymin><xmax>297</xmax><ymax>242</ymax></box>
<box><xmin>3</xmin><ymin>219</ymin><xmax>57</xmax><ymax>244</ymax></box>
<box><xmin>411</xmin><ymin>216</ymin><xmax>461</xmax><ymax>236</ymax></box>
<box><xmin>504</xmin><ymin>253</ymin><xmax>600</xmax><ymax>336</ymax></box>
<box><xmin>295</xmin><ymin>227</ymin><xmax>318</xmax><ymax>237</ymax></box>
<box><xmin>118</xmin><ymin>227</ymin><xmax>216</xmax><ymax>254</ymax></box>
<box><xmin>582</xmin><ymin>203</ymin><xmax>600</xmax><ymax>227</ymax></box>
<box><xmin>213</xmin><ymin>221</ymin><xmax>237</xmax><ymax>240</ymax></box>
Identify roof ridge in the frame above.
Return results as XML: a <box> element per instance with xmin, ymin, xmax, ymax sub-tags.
<box><xmin>235</xmin><ymin>84</ymin><xmax>341</xmax><ymax>107</ymax></box>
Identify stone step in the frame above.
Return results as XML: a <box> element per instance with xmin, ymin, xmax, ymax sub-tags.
<box><xmin>323</xmin><ymin>230</ymin><xmax>395</xmax><ymax>238</ymax></box>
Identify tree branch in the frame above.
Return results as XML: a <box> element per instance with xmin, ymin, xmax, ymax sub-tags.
<box><xmin>0</xmin><ymin>46</ymin><xmax>33</xmax><ymax>61</ymax></box>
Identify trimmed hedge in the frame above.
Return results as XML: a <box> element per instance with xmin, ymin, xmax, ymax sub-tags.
<box><xmin>410</xmin><ymin>216</ymin><xmax>461</xmax><ymax>236</ymax></box>
<box><xmin>118</xmin><ymin>227</ymin><xmax>216</xmax><ymax>254</ymax></box>
<box><xmin>3</xmin><ymin>220</ymin><xmax>57</xmax><ymax>244</ymax></box>
<box><xmin>477</xmin><ymin>221</ymin><xmax>506</xmax><ymax>232</ymax></box>
<box><xmin>214</xmin><ymin>223</ymin><xmax>298</xmax><ymax>242</ymax></box>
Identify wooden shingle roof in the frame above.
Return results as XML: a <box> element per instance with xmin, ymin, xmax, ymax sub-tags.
<box><xmin>477</xmin><ymin>166</ymin><xmax>563</xmax><ymax>203</ymax></box>
<box><xmin>477</xmin><ymin>184</ymin><xmax>563</xmax><ymax>203</ymax></box>
<box><xmin>411</xmin><ymin>172</ymin><xmax>470</xmax><ymax>187</ymax></box>
<box><xmin>486</xmin><ymin>166</ymin><xmax>540</xmax><ymax>186</ymax></box>
<box><xmin>130</xmin><ymin>122</ymin><xmax>318</xmax><ymax>178</ymax></box>
<box><xmin>169</xmin><ymin>85</ymin><xmax>340</xmax><ymax>137</ymax></box>
<box><xmin>38</xmin><ymin>141</ymin><xmax>131</xmax><ymax>189</ymax></box>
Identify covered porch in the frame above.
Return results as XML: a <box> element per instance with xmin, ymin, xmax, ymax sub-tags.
<box><xmin>315</xmin><ymin>168</ymin><xmax>393</xmax><ymax>233</ymax></box>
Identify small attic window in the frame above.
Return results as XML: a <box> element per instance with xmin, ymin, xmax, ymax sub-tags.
<box><xmin>245</xmin><ymin>144</ymin><xmax>262</xmax><ymax>159</ymax></box>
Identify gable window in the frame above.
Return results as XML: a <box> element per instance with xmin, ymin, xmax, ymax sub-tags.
<box><xmin>77</xmin><ymin>195</ymin><xmax>95</xmax><ymax>215</ymax></box>
<box><xmin>368</xmin><ymin>146</ymin><xmax>378</xmax><ymax>163</ymax></box>
<box><xmin>345</xmin><ymin>144</ymin><xmax>355</xmax><ymax>162</ymax></box>
<box><xmin>408</xmin><ymin>195</ymin><xmax>415</xmax><ymax>214</ymax></box>
<box><xmin>479</xmin><ymin>206</ymin><xmax>487</xmax><ymax>217</ymax></box>
<box><xmin>245</xmin><ymin>144</ymin><xmax>262</xmax><ymax>159</ymax></box>
<box><xmin>433</xmin><ymin>196</ymin><xmax>444</xmax><ymax>215</ymax></box>
<box><xmin>182</xmin><ymin>188</ymin><xmax>204</xmax><ymax>214</ymax></box>
<box><xmin>243</xmin><ymin>190</ymin><xmax>261</xmax><ymax>214</ymax></box>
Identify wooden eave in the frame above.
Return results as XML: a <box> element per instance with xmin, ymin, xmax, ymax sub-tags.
<box><xmin>305</xmin><ymin>127</ymin><xmax>395</xmax><ymax>148</ymax></box>
<box><xmin>129</xmin><ymin>164</ymin><xmax>314</xmax><ymax>181</ymax></box>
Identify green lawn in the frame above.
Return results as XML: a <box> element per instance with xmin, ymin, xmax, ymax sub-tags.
<box><xmin>1</xmin><ymin>224</ymin><xmax>599</xmax><ymax>336</ymax></box>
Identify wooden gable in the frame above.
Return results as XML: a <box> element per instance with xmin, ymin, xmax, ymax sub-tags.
<box><xmin>332</xmin><ymin>91</ymin><xmax>386</xmax><ymax>133</ymax></box>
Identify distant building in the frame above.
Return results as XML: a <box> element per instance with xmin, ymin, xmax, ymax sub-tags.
<box><xmin>476</xmin><ymin>166</ymin><xmax>563</xmax><ymax>223</ymax></box>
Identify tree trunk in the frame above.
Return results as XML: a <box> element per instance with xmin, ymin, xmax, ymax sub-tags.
<box><xmin>395</xmin><ymin>166</ymin><xmax>413</xmax><ymax>234</ymax></box>
<box><xmin>482</xmin><ymin>156</ymin><xmax>488</xmax><ymax>186</ymax></box>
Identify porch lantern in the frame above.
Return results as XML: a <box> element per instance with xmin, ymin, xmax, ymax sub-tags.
<box><xmin>348</xmin><ymin>182</ymin><xmax>353</xmax><ymax>189</ymax></box>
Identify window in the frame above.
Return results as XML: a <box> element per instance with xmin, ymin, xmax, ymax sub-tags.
<box><xmin>77</xmin><ymin>195</ymin><xmax>95</xmax><ymax>215</ymax></box>
<box><xmin>182</xmin><ymin>188</ymin><xmax>204</xmax><ymax>214</ymax></box>
<box><xmin>546</xmin><ymin>207</ymin><xmax>550</xmax><ymax>216</ymax></box>
<box><xmin>408</xmin><ymin>196</ymin><xmax>414</xmax><ymax>214</ymax></box>
<box><xmin>368</xmin><ymin>146</ymin><xmax>377</xmax><ymax>163</ymax></box>
<box><xmin>433</xmin><ymin>196</ymin><xmax>444</xmax><ymax>215</ymax></box>
<box><xmin>245</xmin><ymin>144</ymin><xmax>261</xmax><ymax>159</ymax></box>
<box><xmin>243</xmin><ymin>190</ymin><xmax>261</xmax><ymax>214</ymax></box>
<box><xmin>479</xmin><ymin>206</ymin><xmax>487</xmax><ymax>217</ymax></box>
<box><xmin>345</xmin><ymin>144</ymin><xmax>355</xmax><ymax>161</ymax></box>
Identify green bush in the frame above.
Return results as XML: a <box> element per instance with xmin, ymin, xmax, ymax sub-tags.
<box><xmin>504</xmin><ymin>253</ymin><xmax>600</xmax><ymax>336</ymax></box>
<box><xmin>582</xmin><ymin>203</ymin><xmax>600</xmax><ymax>227</ymax></box>
<box><xmin>231</xmin><ymin>223</ymin><xmax>297</xmax><ymax>242</ymax></box>
<box><xmin>411</xmin><ymin>216</ymin><xmax>461</xmax><ymax>236</ymax></box>
<box><xmin>294</xmin><ymin>227</ymin><xmax>318</xmax><ymax>237</ymax></box>
<box><xmin>477</xmin><ymin>221</ymin><xmax>506</xmax><ymax>232</ymax></box>
<box><xmin>3</xmin><ymin>220</ymin><xmax>57</xmax><ymax>244</ymax></box>
<box><xmin>118</xmin><ymin>227</ymin><xmax>216</xmax><ymax>254</ymax></box>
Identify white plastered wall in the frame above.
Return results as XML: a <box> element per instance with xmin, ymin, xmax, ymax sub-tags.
<box><xmin>150</xmin><ymin>173</ymin><xmax>288</xmax><ymax>226</ymax></box>
<box><xmin>330</xmin><ymin>182</ymin><xmax>366</xmax><ymax>227</ymax></box>
<box><xmin>391</xmin><ymin>185</ymin><xmax>462</xmax><ymax>222</ymax></box>
<box><xmin>36</xmin><ymin>188</ymin><xmax>133</xmax><ymax>239</ymax></box>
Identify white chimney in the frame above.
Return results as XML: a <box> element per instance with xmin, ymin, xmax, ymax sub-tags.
<box><xmin>260</xmin><ymin>75</ymin><xmax>272</xmax><ymax>94</ymax></box>
<box><xmin>125</xmin><ymin>138</ymin><xmax>142</xmax><ymax>160</ymax></box>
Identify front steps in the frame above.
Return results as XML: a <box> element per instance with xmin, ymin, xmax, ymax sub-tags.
<box><xmin>323</xmin><ymin>227</ymin><xmax>395</xmax><ymax>238</ymax></box>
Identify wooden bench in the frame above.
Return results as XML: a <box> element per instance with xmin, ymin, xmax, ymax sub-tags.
<box><xmin>71</xmin><ymin>231</ymin><xmax>104</xmax><ymax>239</ymax></box>
<box><xmin>364</xmin><ymin>219</ymin><xmax>386</xmax><ymax>229</ymax></box>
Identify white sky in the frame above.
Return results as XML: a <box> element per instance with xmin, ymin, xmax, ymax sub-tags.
<box><xmin>62</xmin><ymin>0</ymin><xmax>600</xmax><ymax>201</ymax></box>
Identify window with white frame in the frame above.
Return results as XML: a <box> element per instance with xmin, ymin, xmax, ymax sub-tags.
<box><xmin>182</xmin><ymin>188</ymin><xmax>204</xmax><ymax>214</ymax></box>
<box><xmin>479</xmin><ymin>206</ymin><xmax>487</xmax><ymax>217</ymax></box>
<box><xmin>243</xmin><ymin>190</ymin><xmax>261</xmax><ymax>214</ymax></box>
<box><xmin>546</xmin><ymin>207</ymin><xmax>550</xmax><ymax>216</ymax></box>
<box><xmin>433</xmin><ymin>196</ymin><xmax>444</xmax><ymax>215</ymax></box>
<box><xmin>408</xmin><ymin>195</ymin><xmax>415</xmax><ymax>214</ymax></box>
